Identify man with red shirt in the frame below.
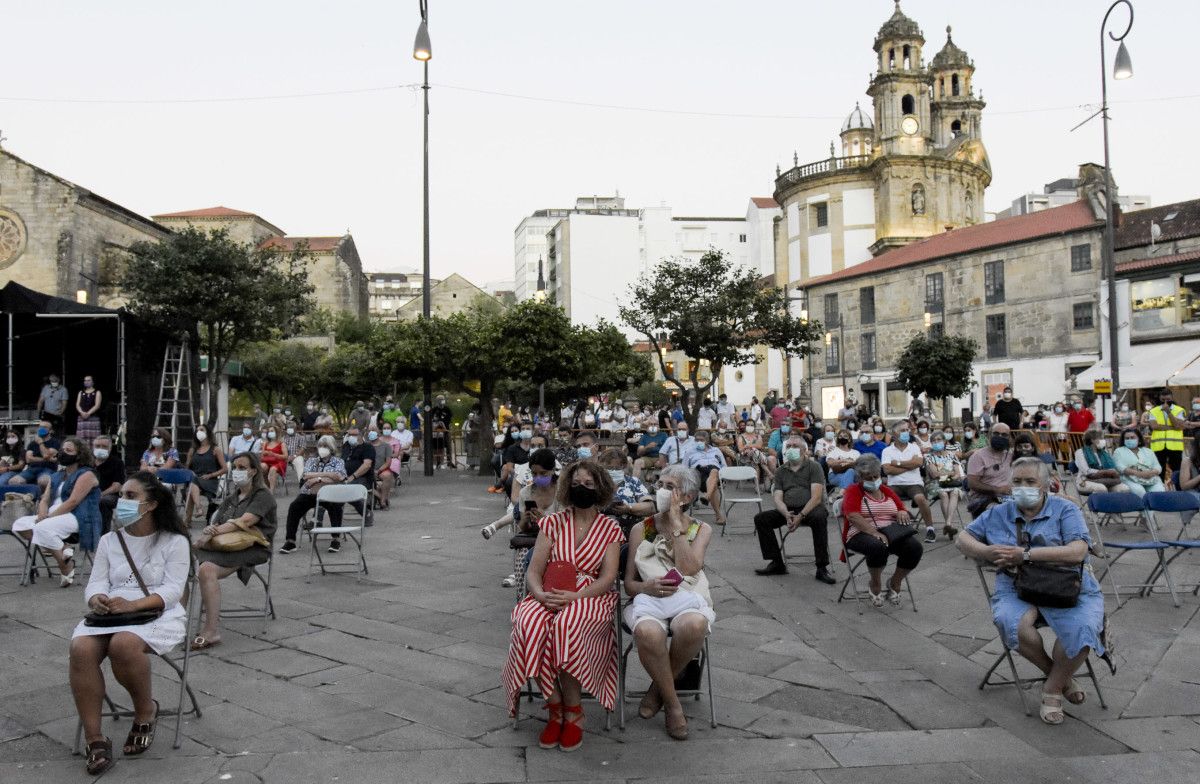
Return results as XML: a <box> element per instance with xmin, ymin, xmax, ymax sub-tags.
<box><xmin>1066</xmin><ymin>397</ymin><xmax>1095</xmax><ymax>433</ymax></box>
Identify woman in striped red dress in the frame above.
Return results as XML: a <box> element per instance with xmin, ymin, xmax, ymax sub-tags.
<box><xmin>839</xmin><ymin>454</ymin><xmax>924</xmax><ymax>608</ymax></box>
<box><xmin>502</xmin><ymin>460</ymin><xmax>624</xmax><ymax>752</ymax></box>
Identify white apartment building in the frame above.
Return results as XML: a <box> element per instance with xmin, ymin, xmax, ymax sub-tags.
<box><xmin>1006</xmin><ymin>176</ymin><xmax>1150</xmax><ymax>218</ymax></box>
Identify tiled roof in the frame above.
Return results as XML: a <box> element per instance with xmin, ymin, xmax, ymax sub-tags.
<box><xmin>260</xmin><ymin>236</ymin><xmax>342</xmax><ymax>253</ymax></box>
<box><xmin>800</xmin><ymin>200</ymin><xmax>1100</xmax><ymax>289</ymax></box>
<box><xmin>1115</xmin><ymin>198</ymin><xmax>1200</xmax><ymax>250</ymax></box>
<box><xmin>1116</xmin><ymin>248</ymin><xmax>1200</xmax><ymax>275</ymax></box>
<box><xmin>751</xmin><ymin>197</ymin><xmax>780</xmax><ymax>209</ymax></box>
<box><xmin>153</xmin><ymin>206</ymin><xmax>261</xmax><ymax>219</ymax></box>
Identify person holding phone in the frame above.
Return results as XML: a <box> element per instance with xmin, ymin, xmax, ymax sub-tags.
<box><xmin>622</xmin><ymin>464</ymin><xmax>714</xmax><ymax>741</ymax></box>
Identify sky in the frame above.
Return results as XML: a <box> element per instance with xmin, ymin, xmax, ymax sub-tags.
<box><xmin>1</xmin><ymin>1</ymin><xmax>1194</xmax><ymax>289</ymax></box>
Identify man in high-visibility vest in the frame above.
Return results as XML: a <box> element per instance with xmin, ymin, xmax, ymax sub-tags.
<box><xmin>1148</xmin><ymin>387</ymin><xmax>1188</xmax><ymax>482</ymax></box>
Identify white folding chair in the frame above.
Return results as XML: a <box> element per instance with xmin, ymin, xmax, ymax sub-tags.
<box><xmin>717</xmin><ymin>465</ymin><xmax>764</xmax><ymax>537</ymax></box>
<box><xmin>73</xmin><ymin>558</ymin><xmax>203</xmax><ymax>752</ymax></box>
<box><xmin>307</xmin><ymin>483</ymin><xmax>369</xmax><ymax>577</ymax></box>
<box><xmin>220</xmin><ymin>552</ymin><xmax>276</xmax><ymax>620</ymax></box>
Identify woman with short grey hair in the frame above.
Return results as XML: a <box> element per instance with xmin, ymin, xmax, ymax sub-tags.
<box><xmin>623</xmin><ymin>463</ymin><xmax>714</xmax><ymax>740</ymax></box>
<box><xmin>840</xmin><ymin>452</ymin><xmax>924</xmax><ymax>607</ymax></box>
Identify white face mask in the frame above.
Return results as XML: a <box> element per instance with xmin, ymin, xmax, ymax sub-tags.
<box><xmin>1094</xmin><ymin>439</ymin><xmax>1108</xmax><ymax>450</ymax></box>
<box><xmin>286</xmin><ymin>427</ymin><xmax>295</xmax><ymax>436</ymax></box>
<box><xmin>317</xmin><ymin>446</ymin><xmax>332</xmax><ymax>459</ymax></box>
<box><xmin>196</xmin><ymin>431</ymin><xmax>207</xmax><ymax>442</ymax></box>
<box><xmin>150</xmin><ymin>436</ymin><xmax>164</xmax><ymax>448</ymax></box>
<box><xmin>267</xmin><ymin>431</ymin><xmax>277</xmax><ymax>440</ymax></box>
<box><xmin>93</xmin><ymin>447</ymin><xmax>110</xmax><ymax>460</ymax></box>
<box><xmin>231</xmin><ymin>469</ymin><xmax>251</xmax><ymax>486</ymax></box>
<box><xmin>655</xmin><ymin>487</ymin><xmax>674</xmax><ymax>513</ymax></box>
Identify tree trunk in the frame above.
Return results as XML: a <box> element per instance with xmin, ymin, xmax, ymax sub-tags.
<box><xmin>477</xmin><ymin>380</ymin><xmax>497</xmax><ymax>478</ymax></box>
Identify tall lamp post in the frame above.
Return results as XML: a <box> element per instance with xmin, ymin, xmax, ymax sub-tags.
<box><xmin>1100</xmin><ymin>0</ymin><xmax>1134</xmax><ymax>395</ymax></box>
<box><xmin>413</xmin><ymin>1</ymin><xmax>433</xmax><ymax>477</ymax></box>
<box><xmin>534</xmin><ymin>256</ymin><xmax>547</xmax><ymax>414</ymax></box>
<box><xmin>824</xmin><ymin>316</ymin><xmax>847</xmax><ymax>411</ymax></box>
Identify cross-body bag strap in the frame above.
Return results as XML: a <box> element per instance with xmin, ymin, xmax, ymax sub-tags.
<box><xmin>114</xmin><ymin>529</ymin><xmax>152</xmax><ymax>599</ymax></box>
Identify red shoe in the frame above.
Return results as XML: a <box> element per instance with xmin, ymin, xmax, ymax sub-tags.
<box><xmin>538</xmin><ymin>700</ymin><xmax>564</xmax><ymax>749</ymax></box>
<box><xmin>558</xmin><ymin>705</ymin><xmax>584</xmax><ymax>752</ymax></box>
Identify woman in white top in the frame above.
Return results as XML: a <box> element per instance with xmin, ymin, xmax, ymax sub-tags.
<box><xmin>623</xmin><ymin>464</ymin><xmax>714</xmax><ymax>741</ymax></box>
<box><xmin>69</xmin><ymin>470</ymin><xmax>191</xmax><ymax>775</ymax></box>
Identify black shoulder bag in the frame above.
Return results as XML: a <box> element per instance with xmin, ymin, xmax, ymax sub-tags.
<box><xmin>83</xmin><ymin>530</ymin><xmax>164</xmax><ymax>627</ymax></box>
<box><xmin>864</xmin><ymin>493</ymin><xmax>917</xmax><ymax>546</ymax></box>
<box><xmin>1012</xmin><ymin>517</ymin><xmax>1083</xmax><ymax>609</ymax></box>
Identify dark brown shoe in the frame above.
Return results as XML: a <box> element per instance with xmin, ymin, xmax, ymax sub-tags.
<box><xmin>755</xmin><ymin>561</ymin><xmax>788</xmax><ymax>576</ymax></box>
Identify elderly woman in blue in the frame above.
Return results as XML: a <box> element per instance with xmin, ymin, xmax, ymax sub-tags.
<box><xmin>956</xmin><ymin>457</ymin><xmax>1106</xmax><ymax>726</ymax></box>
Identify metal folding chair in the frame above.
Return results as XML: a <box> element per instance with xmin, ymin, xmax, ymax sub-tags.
<box><xmin>306</xmin><ymin>483</ymin><xmax>369</xmax><ymax>577</ymax></box>
<box><xmin>1141</xmin><ymin>491</ymin><xmax>1200</xmax><ymax>599</ymax></box>
<box><xmin>835</xmin><ymin>526</ymin><xmax>918</xmax><ymax>614</ymax></box>
<box><xmin>73</xmin><ymin>558</ymin><xmax>203</xmax><ymax>752</ymax></box>
<box><xmin>1087</xmin><ymin>492</ymin><xmax>1181</xmax><ymax>608</ymax></box>
<box><xmin>717</xmin><ymin>466</ymin><xmax>763</xmax><ymax>537</ymax></box>
<box><xmin>156</xmin><ymin>468</ymin><xmax>195</xmax><ymax>515</ymax></box>
<box><xmin>219</xmin><ymin>552</ymin><xmax>277</xmax><ymax>620</ymax></box>
<box><xmin>974</xmin><ymin>563</ymin><xmax>1107</xmax><ymax>717</ymax></box>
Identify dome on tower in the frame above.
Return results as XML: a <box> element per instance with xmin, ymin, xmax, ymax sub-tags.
<box><xmin>931</xmin><ymin>25</ymin><xmax>970</xmax><ymax>69</ymax></box>
<box><xmin>875</xmin><ymin>1</ymin><xmax>923</xmax><ymax>48</ymax></box>
<box><xmin>841</xmin><ymin>103</ymin><xmax>874</xmax><ymax>133</ymax></box>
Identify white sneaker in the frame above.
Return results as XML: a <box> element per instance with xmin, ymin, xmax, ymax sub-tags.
<box><xmin>481</xmin><ymin>523</ymin><xmax>497</xmax><ymax>540</ymax></box>
<box><xmin>501</xmin><ymin>574</ymin><xmax>517</xmax><ymax>587</ymax></box>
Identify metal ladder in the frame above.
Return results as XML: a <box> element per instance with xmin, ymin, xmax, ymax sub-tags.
<box><xmin>156</xmin><ymin>337</ymin><xmax>195</xmax><ymax>454</ymax></box>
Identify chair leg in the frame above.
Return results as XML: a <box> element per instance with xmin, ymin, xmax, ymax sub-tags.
<box><xmin>1084</xmin><ymin>658</ymin><xmax>1107</xmax><ymax>710</ymax></box>
<box><xmin>704</xmin><ymin>637</ymin><xmax>716</xmax><ymax>728</ymax></box>
<box><xmin>1002</xmin><ymin>650</ymin><xmax>1033</xmax><ymax>717</ymax></box>
<box><xmin>904</xmin><ymin>575</ymin><xmax>918</xmax><ymax>613</ymax></box>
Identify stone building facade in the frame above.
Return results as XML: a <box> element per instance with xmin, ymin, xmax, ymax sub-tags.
<box><xmin>394</xmin><ymin>273</ymin><xmax>499</xmax><ymax>320</ymax></box>
<box><xmin>0</xmin><ymin>148</ymin><xmax>170</xmax><ymax>306</ymax></box>
<box><xmin>798</xmin><ymin>196</ymin><xmax>1105</xmax><ymax>421</ymax></box>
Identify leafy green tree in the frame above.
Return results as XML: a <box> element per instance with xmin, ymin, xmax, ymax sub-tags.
<box><xmin>237</xmin><ymin>340</ymin><xmax>326</xmax><ymax>412</ymax></box>
<box><xmin>619</xmin><ymin>250</ymin><xmax>823</xmax><ymax>427</ymax></box>
<box><xmin>121</xmin><ymin>227</ymin><xmax>315</xmax><ymax>428</ymax></box>
<box><xmin>893</xmin><ymin>333</ymin><xmax>980</xmax><ymax>424</ymax></box>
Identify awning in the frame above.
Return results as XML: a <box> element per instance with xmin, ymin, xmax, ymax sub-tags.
<box><xmin>1074</xmin><ymin>339</ymin><xmax>1200</xmax><ymax>390</ymax></box>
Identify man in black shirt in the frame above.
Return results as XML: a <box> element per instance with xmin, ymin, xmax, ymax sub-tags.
<box><xmin>992</xmin><ymin>386</ymin><xmax>1024</xmax><ymax>431</ymax></box>
<box><xmin>324</xmin><ymin>427</ymin><xmax>375</xmax><ymax>548</ymax></box>
<box><xmin>500</xmin><ymin>430</ymin><xmax>532</xmax><ymax>497</ymax></box>
<box><xmin>18</xmin><ymin>420</ymin><xmax>61</xmax><ymax>484</ymax></box>
<box><xmin>301</xmin><ymin>400</ymin><xmax>319</xmax><ymax>431</ymax></box>
<box><xmin>430</xmin><ymin>395</ymin><xmax>454</xmax><ymax>466</ymax></box>
<box><xmin>753</xmin><ymin>437</ymin><xmax>834</xmax><ymax>582</ymax></box>
<box><xmin>91</xmin><ymin>435</ymin><xmax>125</xmax><ymax>530</ymax></box>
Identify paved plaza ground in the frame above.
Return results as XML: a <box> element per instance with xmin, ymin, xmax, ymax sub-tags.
<box><xmin>3</xmin><ymin>469</ymin><xmax>1200</xmax><ymax>783</ymax></box>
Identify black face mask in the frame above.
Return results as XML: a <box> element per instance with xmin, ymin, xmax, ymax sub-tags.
<box><xmin>990</xmin><ymin>435</ymin><xmax>1011</xmax><ymax>451</ymax></box>
<box><xmin>568</xmin><ymin>484</ymin><xmax>598</xmax><ymax>509</ymax></box>
<box><xmin>837</xmin><ymin>438</ymin><xmax>849</xmax><ymax>446</ymax></box>
<box><xmin>58</xmin><ymin>452</ymin><xmax>79</xmax><ymax>466</ymax></box>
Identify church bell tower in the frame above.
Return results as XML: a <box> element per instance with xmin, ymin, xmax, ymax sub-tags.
<box><xmin>867</xmin><ymin>2</ymin><xmax>930</xmax><ymax>157</ymax></box>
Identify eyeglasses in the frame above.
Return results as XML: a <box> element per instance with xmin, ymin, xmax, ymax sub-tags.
<box><xmin>571</xmin><ymin>480</ymin><xmax>597</xmax><ymax>489</ymax></box>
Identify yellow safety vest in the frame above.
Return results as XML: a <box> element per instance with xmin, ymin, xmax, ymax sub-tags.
<box><xmin>1149</xmin><ymin>404</ymin><xmax>1186</xmax><ymax>451</ymax></box>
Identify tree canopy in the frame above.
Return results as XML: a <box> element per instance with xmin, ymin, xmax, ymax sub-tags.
<box><xmin>893</xmin><ymin>332</ymin><xmax>980</xmax><ymax>422</ymax></box>
<box><xmin>619</xmin><ymin>250</ymin><xmax>823</xmax><ymax>426</ymax></box>
<box><xmin>121</xmin><ymin>227</ymin><xmax>315</xmax><ymax>430</ymax></box>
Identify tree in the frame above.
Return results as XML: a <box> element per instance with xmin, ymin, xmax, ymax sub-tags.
<box><xmin>893</xmin><ymin>333</ymin><xmax>980</xmax><ymax>424</ymax></box>
<box><xmin>619</xmin><ymin>250</ymin><xmax>824</xmax><ymax>427</ymax></box>
<box><xmin>237</xmin><ymin>340</ymin><xmax>326</xmax><ymax>411</ymax></box>
<box><xmin>122</xmin><ymin>227</ymin><xmax>316</xmax><ymax>429</ymax></box>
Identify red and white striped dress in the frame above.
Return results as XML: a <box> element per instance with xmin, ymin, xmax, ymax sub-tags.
<box><xmin>502</xmin><ymin>509</ymin><xmax>624</xmax><ymax>716</ymax></box>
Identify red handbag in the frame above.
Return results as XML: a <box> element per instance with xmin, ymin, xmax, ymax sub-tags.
<box><xmin>542</xmin><ymin>560</ymin><xmax>578</xmax><ymax>593</ymax></box>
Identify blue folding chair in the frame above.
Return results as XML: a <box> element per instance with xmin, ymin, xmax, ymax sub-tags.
<box><xmin>1087</xmin><ymin>493</ymin><xmax>1180</xmax><ymax>608</ymax></box>
<box><xmin>1142</xmin><ymin>492</ymin><xmax>1200</xmax><ymax>599</ymax></box>
<box><xmin>156</xmin><ymin>468</ymin><xmax>195</xmax><ymax>516</ymax></box>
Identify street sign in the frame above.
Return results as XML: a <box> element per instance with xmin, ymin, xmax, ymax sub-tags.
<box><xmin>1093</xmin><ymin>379</ymin><xmax>1112</xmax><ymax>395</ymax></box>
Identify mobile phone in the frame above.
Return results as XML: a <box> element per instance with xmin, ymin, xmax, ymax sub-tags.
<box><xmin>661</xmin><ymin>568</ymin><xmax>683</xmax><ymax>586</ymax></box>
<box><xmin>524</xmin><ymin>500</ymin><xmax>538</xmax><ymax>510</ymax></box>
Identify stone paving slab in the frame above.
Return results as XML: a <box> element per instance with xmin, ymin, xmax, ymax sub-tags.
<box><xmin>813</xmin><ymin>727</ymin><xmax>1043</xmax><ymax>767</ymax></box>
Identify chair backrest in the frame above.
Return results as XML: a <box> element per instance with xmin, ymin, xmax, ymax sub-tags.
<box><xmin>1087</xmin><ymin>492</ymin><xmax>1144</xmax><ymax>515</ymax></box>
<box><xmin>314</xmin><ymin>482</ymin><xmax>370</xmax><ymax>505</ymax></box>
<box><xmin>1143</xmin><ymin>491</ymin><xmax>1200</xmax><ymax>514</ymax></box>
<box><xmin>719</xmin><ymin>466</ymin><xmax>758</xmax><ymax>483</ymax></box>
<box><xmin>1</xmin><ymin>484</ymin><xmax>39</xmax><ymax>498</ymax></box>
<box><xmin>157</xmin><ymin>468</ymin><xmax>195</xmax><ymax>487</ymax></box>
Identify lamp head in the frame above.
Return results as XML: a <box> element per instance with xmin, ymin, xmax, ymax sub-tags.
<box><xmin>824</xmin><ymin>332</ymin><xmax>832</xmax><ymax>346</ymax></box>
<box><xmin>1113</xmin><ymin>41</ymin><xmax>1132</xmax><ymax>80</ymax></box>
<box><xmin>413</xmin><ymin>19</ymin><xmax>432</xmax><ymax>61</ymax></box>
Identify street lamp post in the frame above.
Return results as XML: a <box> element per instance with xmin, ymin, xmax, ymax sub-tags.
<box><xmin>413</xmin><ymin>1</ymin><xmax>433</xmax><ymax>477</ymax></box>
<box><xmin>535</xmin><ymin>256</ymin><xmax>547</xmax><ymax>414</ymax></box>
<box><xmin>825</xmin><ymin>315</ymin><xmax>847</xmax><ymax>411</ymax></box>
<box><xmin>1100</xmin><ymin>0</ymin><xmax>1134</xmax><ymax>395</ymax></box>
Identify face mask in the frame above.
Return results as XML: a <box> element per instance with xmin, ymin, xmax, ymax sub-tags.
<box><xmin>321</xmin><ymin>409</ymin><xmax>328</xmax><ymax>415</ymax></box>
<box><xmin>5</xmin><ymin>437</ymin><xmax>17</xmax><ymax>446</ymax></box>
<box><xmin>114</xmin><ymin>498</ymin><xmax>142</xmax><ymax>527</ymax></box>
<box><xmin>84</xmin><ymin>380</ymin><xmax>93</xmax><ymax>388</ymax></box>
<box><xmin>696</xmin><ymin>441</ymin><xmax>709</xmax><ymax>451</ymax></box>
<box><xmin>1073</xmin><ymin>403</ymin><xmax>1082</xmax><ymax>410</ymax></box>
<box><xmin>367</xmin><ymin>431</ymin><xmax>378</xmax><ymax>441</ymax></box>
<box><xmin>849</xmin><ymin>423</ymin><xmax>858</xmax><ymax>431</ymax></box>
<box><xmin>862</xmin><ymin>479</ymin><xmax>882</xmax><ymax>491</ymax></box>
<box><xmin>990</xmin><ymin>435</ymin><xmax>1010</xmax><ymax>451</ymax></box>
<box><xmin>150</xmin><ymin>436</ymin><xmax>163</xmax><ymax>448</ymax></box>
<box><xmin>398</xmin><ymin>423</ymin><xmax>407</xmax><ymax>431</ymax></box>
<box><xmin>1144</xmin><ymin>405</ymin><xmax>1153</xmax><ymax>411</ymax></box>
<box><xmin>568</xmin><ymin>484</ymin><xmax>598</xmax><ymax>509</ymax></box>
<box><xmin>196</xmin><ymin>431</ymin><xmax>207</xmax><ymax>442</ymax></box>
<box><xmin>898</xmin><ymin>432</ymin><xmax>911</xmax><ymax>444</ymax></box>
<box><xmin>1193</xmin><ymin>403</ymin><xmax>1200</xmax><ymax>412</ymax></box>
<box><xmin>655</xmin><ymin>487</ymin><xmax>674</xmax><ymax>513</ymax></box>
<box><xmin>837</xmin><ymin>438</ymin><xmax>849</xmax><ymax>446</ymax></box>
<box><xmin>37</xmin><ymin>427</ymin><xmax>49</xmax><ymax>437</ymax></box>
<box><xmin>575</xmin><ymin>446</ymin><xmax>592</xmax><ymax>459</ymax></box>
<box><xmin>287</xmin><ymin>427</ymin><xmax>296</xmax><ymax>436</ymax></box>
<box><xmin>58</xmin><ymin>452</ymin><xmax>79</xmax><ymax>467</ymax></box>
<box><xmin>606</xmin><ymin>469</ymin><xmax>626</xmax><ymax>484</ymax></box>
<box><xmin>1003</xmin><ymin>393</ymin><xmax>1012</xmax><ymax>400</ymax></box>
<box><xmin>1054</xmin><ymin>407</ymin><xmax>1063</xmax><ymax>414</ymax></box>
<box><xmin>677</xmin><ymin>431</ymin><xmax>689</xmax><ymax>439</ymax></box>
<box><xmin>784</xmin><ymin>448</ymin><xmax>802</xmax><ymax>463</ymax></box>
<box><xmin>317</xmin><ymin>446</ymin><xmax>331</xmax><ymax>459</ymax></box>
<box><xmin>1120</xmin><ymin>404</ymin><xmax>1129</xmax><ymax>412</ymax></box>
<box><xmin>50</xmin><ymin>382</ymin><xmax>60</xmax><ymax>389</ymax></box>
<box><xmin>965</xmin><ymin>430</ymin><xmax>976</xmax><ymax>439</ymax></box>
<box><xmin>918</xmin><ymin>427</ymin><xmax>928</xmax><ymax>434</ymax></box>
<box><xmin>273</xmin><ymin>409</ymin><xmax>282</xmax><ymax>415</ymax></box>
<box><xmin>231</xmin><ymin>469</ymin><xmax>251</xmax><ymax>486</ymax></box>
<box><xmin>932</xmin><ymin>442</ymin><xmax>945</xmax><ymax>452</ymax></box>
<box><xmin>381</xmin><ymin>429</ymin><xmax>391</xmax><ymax>437</ymax></box>
<box><xmin>533</xmin><ymin>474</ymin><xmax>554</xmax><ymax>488</ymax></box>
<box><xmin>93</xmin><ymin>447</ymin><xmax>110</xmax><ymax>460</ymax></box>
<box><xmin>943</xmin><ymin>431</ymin><xmax>954</xmax><ymax>440</ymax></box>
<box><xmin>520</xmin><ymin>430</ymin><xmax>533</xmax><ymax>441</ymax></box>
<box><xmin>307</xmin><ymin>404</ymin><xmax>315</xmax><ymax>411</ymax></box>
<box><xmin>1124</xmin><ymin>438</ymin><xmax>1138</xmax><ymax>450</ymax></box>
<box><xmin>824</xmin><ymin>431</ymin><xmax>835</xmax><ymax>440</ymax></box>
<box><xmin>267</xmin><ymin>431</ymin><xmax>277</xmax><ymax>440</ymax></box>
<box><xmin>647</xmin><ymin>427</ymin><xmax>658</xmax><ymax>435</ymax></box>
<box><xmin>874</xmin><ymin>426</ymin><xmax>884</xmax><ymax>433</ymax></box>
<box><xmin>1011</xmin><ymin>486</ymin><xmax>1041</xmax><ymax>509</ymax></box>
<box><xmin>780</xmin><ymin>424</ymin><xmax>792</xmax><ymax>434</ymax></box>
<box><xmin>346</xmin><ymin>436</ymin><xmax>359</xmax><ymax>446</ymax></box>
<box><xmin>860</xmin><ymin>432</ymin><xmax>871</xmax><ymax>442</ymax></box>
<box><xmin>242</xmin><ymin>428</ymin><xmax>253</xmax><ymax>438</ymax></box>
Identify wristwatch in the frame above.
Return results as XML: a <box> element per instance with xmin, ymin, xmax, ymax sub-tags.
<box><xmin>1022</xmin><ymin>547</ymin><xmax>1032</xmax><ymax>563</ymax></box>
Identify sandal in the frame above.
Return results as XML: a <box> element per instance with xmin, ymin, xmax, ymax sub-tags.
<box><xmin>538</xmin><ymin>699</ymin><xmax>564</xmax><ymax>749</ymax></box>
<box><xmin>123</xmin><ymin>700</ymin><xmax>159</xmax><ymax>755</ymax></box>
<box><xmin>1039</xmin><ymin>692</ymin><xmax>1064</xmax><ymax>725</ymax></box>
<box><xmin>887</xmin><ymin>588</ymin><xmax>903</xmax><ymax>607</ymax></box>
<box><xmin>191</xmin><ymin>635</ymin><xmax>221</xmax><ymax>651</ymax></box>
<box><xmin>638</xmin><ymin>683</ymin><xmax>663</xmax><ymax>719</ymax></box>
<box><xmin>84</xmin><ymin>737</ymin><xmax>114</xmax><ymax>775</ymax></box>
<box><xmin>60</xmin><ymin>556</ymin><xmax>76</xmax><ymax>588</ymax></box>
<box><xmin>559</xmin><ymin>705</ymin><xmax>584</xmax><ymax>752</ymax></box>
<box><xmin>868</xmin><ymin>591</ymin><xmax>885</xmax><ymax>608</ymax></box>
<box><xmin>1065</xmin><ymin>679</ymin><xmax>1086</xmax><ymax>705</ymax></box>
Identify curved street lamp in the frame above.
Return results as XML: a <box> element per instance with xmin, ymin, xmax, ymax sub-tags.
<box><xmin>414</xmin><ymin>0</ymin><xmax>434</xmax><ymax>476</ymax></box>
<box><xmin>1100</xmin><ymin>0</ymin><xmax>1133</xmax><ymax>399</ymax></box>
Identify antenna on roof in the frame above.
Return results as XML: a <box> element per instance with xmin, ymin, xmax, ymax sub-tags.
<box><xmin>0</xmin><ymin>129</ymin><xmax>7</xmax><ymax>148</ymax></box>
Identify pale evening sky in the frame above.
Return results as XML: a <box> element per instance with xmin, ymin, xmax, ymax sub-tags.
<box><xmin>1</xmin><ymin>1</ymin><xmax>1194</xmax><ymax>291</ymax></box>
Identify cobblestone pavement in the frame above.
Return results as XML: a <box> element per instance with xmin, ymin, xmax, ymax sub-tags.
<box><xmin>3</xmin><ymin>470</ymin><xmax>1200</xmax><ymax>783</ymax></box>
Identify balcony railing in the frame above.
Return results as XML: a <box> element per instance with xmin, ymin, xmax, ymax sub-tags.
<box><xmin>775</xmin><ymin>155</ymin><xmax>872</xmax><ymax>191</ymax></box>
